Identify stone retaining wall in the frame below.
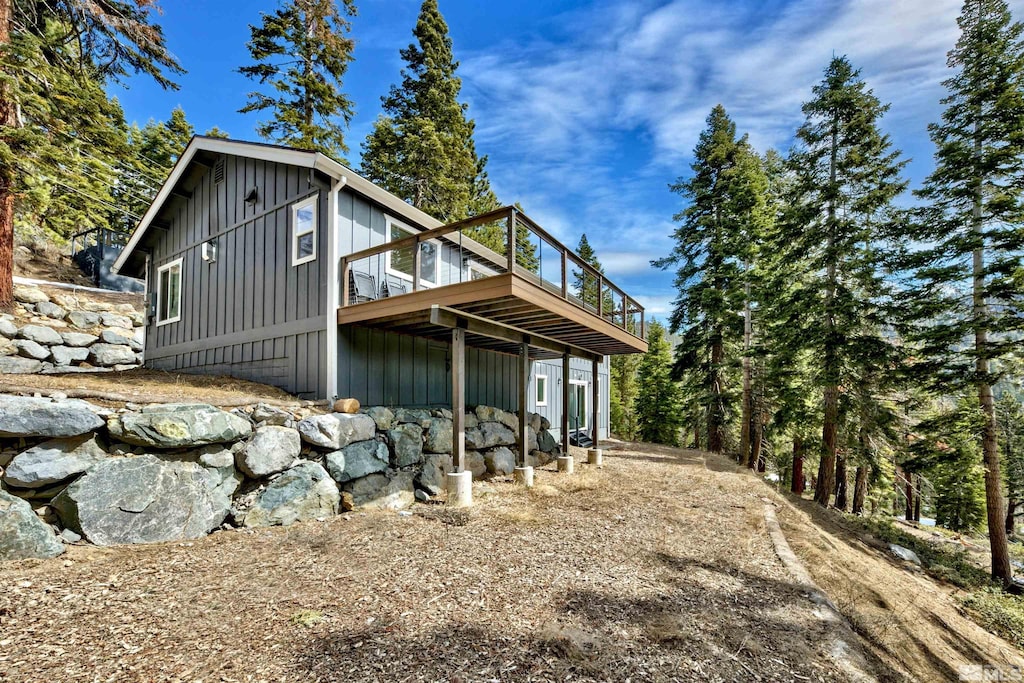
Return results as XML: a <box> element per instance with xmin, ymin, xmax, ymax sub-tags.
<box><xmin>0</xmin><ymin>395</ymin><xmax>562</xmax><ymax>561</ymax></box>
<box><xmin>0</xmin><ymin>284</ymin><xmax>144</xmax><ymax>374</ymax></box>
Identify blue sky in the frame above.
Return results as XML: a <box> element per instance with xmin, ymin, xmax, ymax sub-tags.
<box><xmin>109</xmin><ymin>0</ymin><xmax>1024</xmax><ymax>322</ymax></box>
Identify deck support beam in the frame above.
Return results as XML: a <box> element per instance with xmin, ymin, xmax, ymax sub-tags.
<box><xmin>517</xmin><ymin>341</ymin><xmax>529</xmax><ymax>468</ymax></box>
<box><xmin>592</xmin><ymin>356</ymin><xmax>601</xmax><ymax>447</ymax></box>
<box><xmin>562</xmin><ymin>352</ymin><xmax>571</xmax><ymax>454</ymax></box>
<box><xmin>451</xmin><ymin>327</ymin><xmax>466</xmax><ymax>473</ymax></box>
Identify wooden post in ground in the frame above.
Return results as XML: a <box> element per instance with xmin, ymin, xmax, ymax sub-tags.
<box><xmin>561</xmin><ymin>352</ymin><xmax>571</xmax><ymax>453</ymax></box>
<box><xmin>451</xmin><ymin>327</ymin><xmax>465</xmax><ymax>473</ymax></box>
<box><xmin>591</xmin><ymin>356</ymin><xmax>600</xmax><ymax>446</ymax></box>
<box><xmin>517</xmin><ymin>341</ymin><xmax>529</xmax><ymax>468</ymax></box>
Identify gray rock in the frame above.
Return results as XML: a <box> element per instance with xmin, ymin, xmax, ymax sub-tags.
<box><xmin>129</xmin><ymin>312</ymin><xmax>145</xmax><ymax>327</ymax></box>
<box><xmin>467</xmin><ymin>422</ymin><xmax>516</xmax><ymax>450</ymax></box>
<box><xmin>108</xmin><ymin>403</ymin><xmax>252</xmax><ymax>448</ymax></box>
<box><xmin>12</xmin><ymin>285</ymin><xmax>48</xmax><ymax>305</ymax></box>
<box><xmin>484</xmin><ymin>447</ymin><xmax>516</xmax><ymax>476</ymax></box>
<box><xmin>527</xmin><ymin>426</ymin><xmax>539</xmax><ymax>453</ymax></box>
<box><xmin>394</xmin><ymin>408</ymin><xmax>431</xmax><ymax>424</ymax></box>
<box><xmin>474</xmin><ymin>405</ymin><xmax>504</xmax><ymax>423</ymax></box>
<box><xmin>3</xmin><ymin>434</ymin><xmax>107</xmax><ymax>488</ymax></box>
<box><xmin>465</xmin><ymin>451</ymin><xmax>486</xmax><ymax>479</ymax></box>
<box><xmin>67</xmin><ymin>311</ymin><xmax>101</xmax><ymax>329</ymax></box>
<box><xmin>100</xmin><ymin>312</ymin><xmax>133</xmax><ymax>330</ymax></box>
<box><xmin>415</xmin><ymin>489</ymin><xmax>431</xmax><ymax>503</ymax></box>
<box><xmin>14</xmin><ymin>339</ymin><xmax>50</xmax><ymax>360</ymax></box>
<box><xmin>424</xmin><ymin>418</ymin><xmax>453</xmax><ymax>454</ymax></box>
<box><xmin>537</xmin><ymin>429</ymin><xmax>558</xmax><ymax>453</ymax></box>
<box><xmin>236</xmin><ymin>425</ymin><xmax>300</xmax><ymax>478</ymax></box>
<box><xmin>243</xmin><ymin>462</ymin><xmax>339</xmax><ymax>527</ymax></box>
<box><xmin>112</xmin><ymin>363</ymin><xmax>140</xmax><ymax>372</ymax></box>
<box><xmin>326</xmin><ymin>439</ymin><xmax>389</xmax><ymax>483</ymax></box>
<box><xmin>343</xmin><ymin>470</ymin><xmax>414</xmax><ymax>511</ymax></box>
<box><xmin>334</xmin><ymin>412</ymin><xmax>376</xmax><ymax>446</ymax></box>
<box><xmin>0</xmin><ymin>490</ymin><xmax>64</xmax><ymax>560</ymax></box>
<box><xmin>59</xmin><ymin>331</ymin><xmax>99</xmax><ymax>347</ymax></box>
<box><xmin>296</xmin><ymin>414</ymin><xmax>341</xmax><ymax>449</ymax></box>
<box><xmin>362</xmin><ymin>406</ymin><xmax>395</xmax><ymax>431</ymax></box>
<box><xmin>82</xmin><ymin>302</ymin><xmax>112</xmax><ymax>313</ymax></box>
<box><xmin>0</xmin><ymin>318</ymin><xmax>18</xmax><ymax>338</ymax></box>
<box><xmin>89</xmin><ymin>343</ymin><xmax>136</xmax><ymax>367</ymax></box>
<box><xmin>18</xmin><ymin>324</ymin><xmax>63</xmax><ymax>345</ymax></box>
<box><xmin>252</xmin><ymin>403</ymin><xmax>293</xmax><ymax>426</ymax></box>
<box><xmin>529</xmin><ymin>413</ymin><xmax>542</xmax><ymax>433</ymax></box>
<box><xmin>0</xmin><ymin>356</ymin><xmax>42</xmax><ymax>374</ymax></box>
<box><xmin>181</xmin><ymin>445</ymin><xmax>243</xmax><ymax>503</ymax></box>
<box><xmin>387</xmin><ymin>423</ymin><xmax>423</xmax><ymax>467</ymax></box>
<box><xmin>0</xmin><ymin>396</ymin><xmax>104</xmax><ymax>437</ymax></box>
<box><xmin>50</xmin><ymin>345</ymin><xmax>89</xmax><ymax>366</ymax></box>
<box><xmin>59</xmin><ymin>528</ymin><xmax>82</xmax><ymax>544</ymax></box>
<box><xmin>49</xmin><ymin>293</ymin><xmax>78</xmax><ymax>310</ymax></box>
<box><xmin>464</xmin><ymin>413</ymin><xmax>479</xmax><ymax>429</ymax></box>
<box><xmin>417</xmin><ymin>452</ymin><xmax>453</xmax><ymax>496</ymax></box>
<box><xmin>0</xmin><ymin>337</ymin><xmax>14</xmax><ymax>356</ymax></box>
<box><xmin>889</xmin><ymin>544</ymin><xmax>922</xmax><ymax>566</ymax></box>
<box><xmin>35</xmin><ymin>301</ymin><xmax>66</xmax><ymax>320</ymax></box>
<box><xmin>540</xmin><ymin>415</ymin><xmax>551</xmax><ymax>431</ymax></box>
<box><xmin>100</xmin><ymin>329</ymin><xmax>142</xmax><ymax>351</ymax></box>
<box><xmin>52</xmin><ymin>454</ymin><xmax>229</xmax><ymax>545</ymax></box>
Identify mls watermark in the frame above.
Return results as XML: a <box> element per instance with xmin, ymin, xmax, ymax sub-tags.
<box><xmin>959</xmin><ymin>665</ymin><xmax>1023</xmax><ymax>681</ymax></box>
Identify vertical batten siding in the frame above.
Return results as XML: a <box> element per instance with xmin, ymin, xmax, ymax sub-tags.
<box><xmin>144</xmin><ymin>154</ymin><xmax>332</xmax><ymax>399</ymax></box>
<box><xmin>528</xmin><ymin>357</ymin><xmax>610</xmax><ymax>440</ymax></box>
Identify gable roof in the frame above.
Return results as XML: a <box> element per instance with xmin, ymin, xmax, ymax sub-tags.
<box><xmin>111</xmin><ymin>136</ymin><xmax>444</xmax><ymax>276</ymax></box>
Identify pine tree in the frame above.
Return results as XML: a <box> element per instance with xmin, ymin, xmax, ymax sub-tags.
<box><xmin>900</xmin><ymin>0</ymin><xmax>1024</xmax><ymax>583</ymax></box>
<box><xmin>996</xmin><ymin>390</ymin><xmax>1024</xmax><ymax>535</ymax></box>
<box><xmin>0</xmin><ymin>0</ymin><xmax>182</xmax><ymax>304</ymax></box>
<box><xmin>656</xmin><ymin>105</ymin><xmax>768</xmax><ymax>455</ymax></box>
<box><xmin>779</xmin><ymin>56</ymin><xmax>907</xmax><ymax>507</ymax></box>
<box><xmin>238</xmin><ymin>0</ymin><xmax>356</xmax><ymax>159</ymax></box>
<box><xmin>636</xmin><ymin>321</ymin><xmax>684</xmax><ymax>445</ymax></box>
<box><xmin>361</xmin><ymin>0</ymin><xmax>487</xmax><ymax>222</ymax></box>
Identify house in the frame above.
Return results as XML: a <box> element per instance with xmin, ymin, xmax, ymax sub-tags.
<box><xmin>112</xmin><ymin>137</ymin><xmax>647</xmax><ymax>477</ymax></box>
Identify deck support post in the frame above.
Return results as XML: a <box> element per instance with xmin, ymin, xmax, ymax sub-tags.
<box><xmin>517</xmin><ymin>341</ymin><xmax>529</xmax><ymax>468</ymax></box>
<box><xmin>591</xmin><ymin>356</ymin><xmax>600</xmax><ymax>447</ymax></box>
<box><xmin>561</xmin><ymin>352</ymin><xmax>571</xmax><ymax>456</ymax></box>
<box><xmin>447</xmin><ymin>326</ymin><xmax>471</xmax><ymax>506</ymax></box>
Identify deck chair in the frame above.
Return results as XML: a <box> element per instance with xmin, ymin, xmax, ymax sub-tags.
<box><xmin>349</xmin><ymin>271</ymin><xmax>377</xmax><ymax>304</ymax></box>
<box><xmin>380</xmin><ymin>277</ymin><xmax>409</xmax><ymax>298</ymax></box>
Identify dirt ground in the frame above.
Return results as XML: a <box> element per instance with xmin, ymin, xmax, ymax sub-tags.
<box><xmin>0</xmin><ymin>368</ymin><xmax>303</xmax><ymax>408</ymax></box>
<box><xmin>0</xmin><ymin>442</ymin><xmax>897</xmax><ymax>683</ymax></box>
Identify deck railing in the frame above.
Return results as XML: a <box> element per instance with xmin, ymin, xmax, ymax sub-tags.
<box><xmin>338</xmin><ymin>206</ymin><xmax>646</xmax><ymax>343</ymax></box>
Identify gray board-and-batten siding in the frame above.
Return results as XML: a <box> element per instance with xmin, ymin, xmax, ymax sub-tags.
<box><xmin>144</xmin><ymin>154</ymin><xmax>331</xmax><ymax>399</ymax></box>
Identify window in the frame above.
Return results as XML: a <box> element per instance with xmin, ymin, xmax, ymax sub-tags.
<box><xmin>292</xmin><ymin>196</ymin><xmax>317</xmax><ymax>266</ymax></box>
<box><xmin>535</xmin><ymin>375</ymin><xmax>548</xmax><ymax>406</ymax></box>
<box><xmin>386</xmin><ymin>217</ymin><xmax>438</xmax><ymax>287</ymax></box>
<box><xmin>156</xmin><ymin>258</ymin><xmax>183</xmax><ymax>326</ymax></box>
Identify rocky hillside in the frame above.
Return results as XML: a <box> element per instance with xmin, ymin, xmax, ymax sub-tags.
<box><xmin>0</xmin><ymin>283</ymin><xmax>144</xmax><ymax>374</ymax></box>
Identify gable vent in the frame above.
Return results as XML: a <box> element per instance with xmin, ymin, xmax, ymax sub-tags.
<box><xmin>213</xmin><ymin>157</ymin><xmax>225</xmax><ymax>184</ymax></box>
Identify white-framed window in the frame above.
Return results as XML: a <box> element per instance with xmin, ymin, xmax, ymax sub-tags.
<box><xmin>291</xmin><ymin>196</ymin><xmax>317</xmax><ymax>266</ymax></box>
<box><xmin>569</xmin><ymin>379</ymin><xmax>589</xmax><ymax>431</ymax></box>
<box><xmin>535</xmin><ymin>374</ymin><xmax>548</xmax><ymax>407</ymax></box>
<box><xmin>386</xmin><ymin>216</ymin><xmax>438</xmax><ymax>287</ymax></box>
<box><xmin>156</xmin><ymin>258</ymin><xmax>183</xmax><ymax>326</ymax></box>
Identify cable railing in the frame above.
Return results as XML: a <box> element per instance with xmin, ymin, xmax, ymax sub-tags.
<box><xmin>338</xmin><ymin>206</ymin><xmax>646</xmax><ymax>343</ymax></box>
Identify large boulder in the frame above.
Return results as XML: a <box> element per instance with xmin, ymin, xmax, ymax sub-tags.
<box><xmin>325</xmin><ymin>439</ymin><xmax>389</xmax><ymax>483</ymax></box>
<box><xmin>0</xmin><ymin>338</ymin><xmax>15</xmax><ymax>355</ymax></box>
<box><xmin>0</xmin><ymin>396</ymin><xmax>104</xmax><ymax>437</ymax></box>
<box><xmin>100</xmin><ymin>312</ymin><xmax>133</xmax><ymax>330</ymax></box>
<box><xmin>0</xmin><ymin>317</ymin><xmax>17</xmax><ymax>338</ymax></box>
<box><xmin>417</xmin><ymin>453</ymin><xmax>453</xmax><ymax>496</ymax></box>
<box><xmin>466</xmin><ymin>422</ymin><xmax>516</xmax><ymax>450</ymax></box>
<box><xmin>242</xmin><ymin>462</ymin><xmax>339</xmax><ymax>527</ymax></box>
<box><xmin>394</xmin><ymin>408</ymin><xmax>431</xmax><ymax>425</ymax></box>
<box><xmin>12</xmin><ymin>285</ymin><xmax>48</xmax><ymax>305</ymax></box>
<box><xmin>89</xmin><ymin>343</ymin><xmax>136</xmax><ymax>367</ymax></box>
<box><xmin>0</xmin><ymin>356</ymin><xmax>43</xmax><ymax>374</ymax></box>
<box><xmin>14</xmin><ymin>339</ymin><xmax>50</xmax><ymax>360</ymax></box>
<box><xmin>59</xmin><ymin>331</ymin><xmax>98</xmax><ymax>348</ymax></box>
<box><xmin>236</xmin><ymin>425</ymin><xmax>300</xmax><ymax>478</ymax></box>
<box><xmin>387</xmin><ymin>423</ymin><xmax>423</xmax><ymax>467</ymax></box>
<box><xmin>50</xmin><ymin>345</ymin><xmax>89</xmax><ymax>366</ymax></box>
<box><xmin>108</xmin><ymin>403</ymin><xmax>252</xmax><ymax>448</ymax></box>
<box><xmin>52</xmin><ymin>454</ymin><xmax>230</xmax><ymax>545</ymax></box>
<box><xmin>18</xmin><ymin>324</ymin><xmax>63</xmax><ymax>345</ymax></box>
<box><xmin>3</xmin><ymin>434</ymin><xmax>107</xmax><ymax>488</ymax></box>
<box><xmin>465</xmin><ymin>451</ymin><xmax>486</xmax><ymax>479</ymax></box>
<box><xmin>0</xmin><ymin>490</ymin><xmax>64</xmax><ymax>560</ymax></box>
<box><xmin>67</xmin><ymin>311</ymin><xmax>101</xmax><ymax>329</ymax></box>
<box><xmin>484</xmin><ymin>447</ymin><xmax>516</xmax><ymax>476</ymax></box>
<box><xmin>295</xmin><ymin>412</ymin><xmax>375</xmax><ymax>450</ymax></box>
<box><xmin>35</xmin><ymin>302</ymin><xmax>66</xmax><ymax>320</ymax></box>
<box><xmin>362</xmin><ymin>406</ymin><xmax>395</xmax><ymax>431</ymax></box>
<box><xmin>251</xmin><ymin>403</ymin><xmax>293</xmax><ymax>427</ymax></box>
<box><xmin>537</xmin><ymin>429</ymin><xmax>558</xmax><ymax>453</ymax></box>
<box><xmin>343</xmin><ymin>471</ymin><xmax>414</xmax><ymax>511</ymax></box>
<box><xmin>423</xmin><ymin>417</ymin><xmax>453</xmax><ymax>454</ymax></box>
<box><xmin>100</xmin><ymin>329</ymin><xmax>142</xmax><ymax>351</ymax></box>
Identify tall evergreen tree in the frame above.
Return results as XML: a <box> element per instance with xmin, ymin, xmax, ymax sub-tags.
<box><xmin>656</xmin><ymin>105</ymin><xmax>767</xmax><ymax>455</ymax></box>
<box><xmin>779</xmin><ymin>56</ymin><xmax>907</xmax><ymax>507</ymax></box>
<box><xmin>636</xmin><ymin>321</ymin><xmax>685</xmax><ymax>446</ymax></box>
<box><xmin>900</xmin><ymin>0</ymin><xmax>1024</xmax><ymax>583</ymax></box>
<box><xmin>361</xmin><ymin>0</ymin><xmax>489</xmax><ymax>222</ymax></box>
<box><xmin>0</xmin><ymin>0</ymin><xmax>182</xmax><ymax>304</ymax></box>
<box><xmin>238</xmin><ymin>0</ymin><xmax>356</xmax><ymax>159</ymax></box>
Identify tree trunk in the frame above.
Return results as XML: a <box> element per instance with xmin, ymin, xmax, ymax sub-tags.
<box><xmin>0</xmin><ymin>0</ymin><xmax>14</xmax><ymax>307</ymax></box>
<box><xmin>972</xmin><ymin>127</ymin><xmax>1013</xmax><ymax>584</ymax></box>
<box><xmin>852</xmin><ymin>466</ymin><xmax>868</xmax><ymax>515</ymax></box>
<box><xmin>1007</xmin><ymin>499</ymin><xmax>1018</xmax><ymax>537</ymax></box>
<box><xmin>914</xmin><ymin>475</ymin><xmax>922</xmax><ymax>523</ymax></box>
<box><xmin>791</xmin><ymin>436</ymin><xmax>805</xmax><ymax>494</ymax></box>
<box><xmin>708</xmin><ymin>333</ymin><xmax>725</xmax><ymax>453</ymax></box>
<box><xmin>751</xmin><ymin>413</ymin><xmax>764</xmax><ymax>473</ymax></box>
<box><xmin>741</xmin><ymin>266</ymin><xmax>752</xmax><ymax>467</ymax></box>
<box><xmin>816</xmin><ymin>385</ymin><xmax>838</xmax><ymax>506</ymax></box>
<box><xmin>905</xmin><ymin>474</ymin><xmax>914</xmax><ymax>522</ymax></box>
<box><xmin>835</xmin><ymin>456</ymin><xmax>848</xmax><ymax>511</ymax></box>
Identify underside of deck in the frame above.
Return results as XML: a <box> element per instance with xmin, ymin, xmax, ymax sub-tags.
<box><xmin>336</xmin><ymin>273</ymin><xmax>648</xmax><ymax>359</ymax></box>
